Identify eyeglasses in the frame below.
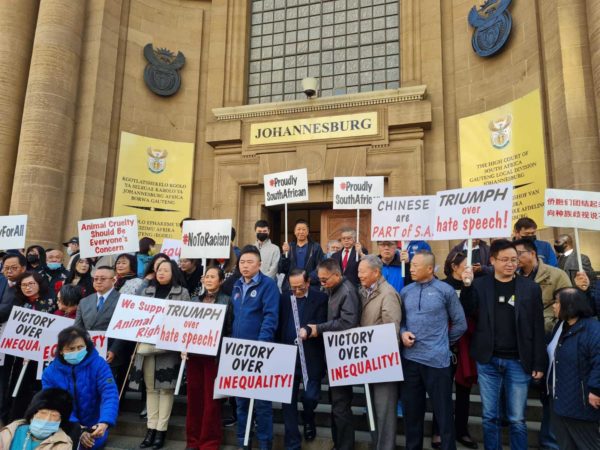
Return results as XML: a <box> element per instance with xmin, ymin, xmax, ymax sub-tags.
<box><xmin>3</xmin><ymin>266</ymin><xmax>21</xmax><ymax>272</ymax></box>
<box><xmin>496</xmin><ymin>258</ymin><xmax>518</xmax><ymax>264</ymax></box>
<box><xmin>516</xmin><ymin>250</ymin><xmax>531</xmax><ymax>256</ymax></box>
<box><xmin>93</xmin><ymin>276</ymin><xmax>112</xmax><ymax>282</ymax></box>
<box><xmin>290</xmin><ymin>285</ymin><xmax>308</xmax><ymax>292</ymax></box>
<box><xmin>21</xmin><ymin>282</ymin><xmax>38</xmax><ymax>288</ymax></box>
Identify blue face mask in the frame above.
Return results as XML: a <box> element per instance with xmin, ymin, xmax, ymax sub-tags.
<box><xmin>47</xmin><ymin>263</ymin><xmax>62</xmax><ymax>271</ymax></box>
<box><xmin>29</xmin><ymin>418</ymin><xmax>60</xmax><ymax>440</ymax></box>
<box><xmin>63</xmin><ymin>348</ymin><xmax>87</xmax><ymax>365</ymax></box>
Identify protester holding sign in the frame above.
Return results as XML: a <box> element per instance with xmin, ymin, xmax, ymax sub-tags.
<box><xmin>277</xmin><ymin>268</ymin><xmax>328</xmax><ymax>449</ymax></box>
<box><xmin>231</xmin><ymin>245</ymin><xmax>279</xmax><ymax>450</ymax></box>
<box><xmin>400</xmin><ymin>251</ymin><xmax>466</xmax><ymax>450</ymax></box>
<box><xmin>64</xmin><ymin>255</ymin><xmax>95</xmax><ymax>297</ymax></box>
<box><xmin>185</xmin><ymin>266</ymin><xmax>232</xmax><ymax>450</ymax></box>
<box><xmin>331</xmin><ymin>228</ymin><xmax>367</xmax><ymax>286</ymax></box>
<box><xmin>463</xmin><ymin>239</ymin><xmax>546</xmax><ymax>450</ymax></box>
<box><xmin>279</xmin><ymin>219</ymin><xmax>325</xmax><ymax>289</ymax></box>
<box><xmin>42</xmin><ymin>326</ymin><xmax>119</xmax><ymax>450</ymax></box>
<box><xmin>357</xmin><ymin>255</ymin><xmax>402</xmax><ymax>450</ymax></box>
<box><xmin>0</xmin><ymin>388</ymin><xmax>73</xmax><ymax>450</ymax></box>
<box><xmin>300</xmin><ymin>258</ymin><xmax>360</xmax><ymax>450</ymax></box>
<box><xmin>138</xmin><ymin>260</ymin><xmax>190</xmax><ymax>450</ymax></box>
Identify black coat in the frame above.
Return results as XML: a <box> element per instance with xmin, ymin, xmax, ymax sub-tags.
<box><xmin>278</xmin><ymin>240</ymin><xmax>324</xmax><ymax>287</ymax></box>
<box><xmin>332</xmin><ymin>247</ymin><xmax>367</xmax><ymax>287</ymax></box>
<box><xmin>277</xmin><ymin>287</ymin><xmax>328</xmax><ymax>380</ymax></box>
<box><xmin>466</xmin><ymin>274</ymin><xmax>547</xmax><ymax>374</ymax></box>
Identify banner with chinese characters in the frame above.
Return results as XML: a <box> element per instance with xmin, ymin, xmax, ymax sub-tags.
<box><xmin>459</xmin><ymin>90</ymin><xmax>547</xmax><ymax>227</ymax></box>
<box><xmin>113</xmin><ymin>132</ymin><xmax>194</xmax><ymax>243</ymax></box>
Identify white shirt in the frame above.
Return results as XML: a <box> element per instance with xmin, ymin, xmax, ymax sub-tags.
<box><xmin>96</xmin><ymin>288</ymin><xmax>114</xmax><ymax>308</ymax></box>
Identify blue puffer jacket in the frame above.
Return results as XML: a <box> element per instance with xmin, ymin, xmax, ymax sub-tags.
<box><xmin>549</xmin><ymin>317</ymin><xmax>600</xmax><ymax>422</ymax></box>
<box><xmin>231</xmin><ymin>271</ymin><xmax>279</xmax><ymax>342</ymax></box>
<box><xmin>42</xmin><ymin>348</ymin><xmax>119</xmax><ymax>427</ymax></box>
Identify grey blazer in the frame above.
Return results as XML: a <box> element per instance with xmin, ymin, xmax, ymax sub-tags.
<box><xmin>560</xmin><ymin>252</ymin><xmax>593</xmax><ymax>283</ymax></box>
<box><xmin>74</xmin><ymin>289</ymin><xmax>129</xmax><ymax>366</ymax></box>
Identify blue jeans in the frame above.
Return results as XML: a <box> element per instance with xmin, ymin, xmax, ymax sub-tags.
<box><xmin>281</xmin><ymin>375</ymin><xmax>321</xmax><ymax>450</ymax></box>
<box><xmin>236</xmin><ymin>397</ymin><xmax>272</xmax><ymax>448</ymax></box>
<box><xmin>477</xmin><ymin>357</ymin><xmax>531</xmax><ymax>450</ymax></box>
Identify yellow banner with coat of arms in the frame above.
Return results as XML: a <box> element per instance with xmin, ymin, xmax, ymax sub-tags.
<box><xmin>459</xmin><ymin>89</ymin><xmax>547</xmax><ymax>228</ymax></box>
<box><xmin>113</xmin><ymin>131</ymin><xmax>194</xmax><ymax>243</ymax></box>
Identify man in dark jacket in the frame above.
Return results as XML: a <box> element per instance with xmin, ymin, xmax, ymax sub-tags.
<box><xmin>278</xmin><ymin>219</ymin><xmax>324</xmax><ymax>288</ymax></box>
<box><xmin>45</xmin><ymin>248</ymin><xmax>69</xmax><ymax>298</ymax></box>
<box><xmin>463</xmin><ymin>239</ymin><xmax>547</xmax><ymax>450</ymax></box>
<box><xmin>301</xmin><ymin>259</ymin><xmax>360</xmax><ymax>450</ymax></box>
<box><xmin>231</xmin><ymin>245</ymin><xmax>280</xmax><ymax>450</ymax></box>
<box><xmin>331</xmin><ymin>227</ymin><xmax>367</xmax><ymax>287</ymax></box>
<box><xmin>277</xmin><ymin>268</ymin><xmax>327</xmax><ymax>450</ymax></box>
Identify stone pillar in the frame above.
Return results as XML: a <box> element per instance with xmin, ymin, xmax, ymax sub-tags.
<box><xmin>0</xmin><ymin>0</ymin><xmax>39</xmax><ymax>214</ymax></box>
<box><xmin>9</xmin><ymin>0</ymin><xmax>86</xmax><ymax>247</ymax></box>
<box><xmin>587</xmin><ymin>0</ymin><xmax>600</xmax><ymax>136</ymax></box>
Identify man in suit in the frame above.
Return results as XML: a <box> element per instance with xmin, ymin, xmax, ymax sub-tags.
<box><xmin>277</xmin><ymin>268</ymin><xmax>328</xmax><ymax>450</ymax></box>
<box><xmin>555</xmin><ymin>234</ymin><xmax>594</xmax><ymax>283</ymax></box>
<box><xmin>463</xmin><ymin>239</ymin><xmax>547</xmax><ymax>450</ymax></box>
<box><xmin>332</xmin><ymin>227</ymin><xmax>366</xmax><ymax>286</ymax></box>
<box><xmin>75</xmin><ymin>266</ymin><xmax>132</xmax><ymax>389</ymax></box>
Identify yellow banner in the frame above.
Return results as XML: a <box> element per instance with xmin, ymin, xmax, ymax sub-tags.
<box><xmin>113</xmin><ymin>132</ymin><xmax>194</xmax><ymax>243</ymax></box>
<box><xmin>250</xmin><ymin>112</ymin><xmax>378</xmax><ymax>145</ymax></box>
<box><xmin>459</xmin><ymin>90</ymin><xmax>547</xmax><ymax>227</ymax></box>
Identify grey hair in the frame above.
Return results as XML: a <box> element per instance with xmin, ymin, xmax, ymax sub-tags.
<box><xmin>360</xmin><ymin>254</ymin><xmax>383</xmax><ymax>273</ymax></box>
<box><xmin>414</xmin><ymin>250</ymin><xmax>435</xmax><ymax>267</ymax></box>
<box><xmin>340</xmin><ymin>227</ymin><xmax>357</xmax><ymax>239</ymax></box>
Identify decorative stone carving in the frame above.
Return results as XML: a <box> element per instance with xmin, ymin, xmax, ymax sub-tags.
<box><xmin>143</xmin><ymin>43</ymin><xmax>185</xmax><ymax>96</ymax></box>
<box><xmin>468</xmin><ymin>0</ymin><xmax>513</xmax><ymax>57</ymax></box>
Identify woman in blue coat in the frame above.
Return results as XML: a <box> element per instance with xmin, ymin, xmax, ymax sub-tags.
<box><xmin>548</xmin><ymin>287</ymin><xmax>600</xmax><ymax>449</ymax></box>
<box><xmin>42</xmin><ymin>326</ymin><xmax>119</xmax><ymax>450</ymax></box>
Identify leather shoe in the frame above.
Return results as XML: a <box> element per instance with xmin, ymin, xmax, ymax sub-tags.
<box><xmin>152</xmin><ymin>431</ymin><xmax>166</xmax><ymax>449</ymax></box>
<box><xmin>457</xmin><ymin>436</ymin><xmax>478</xmax><ymax>449</ymax></box>
<box><xmin>304</xmin><ymin>422</ymin><xmax>316</xmax><ymax>441</ymax></box>
<box><xmin>139</xmin><ymin>429</ymin><xmax>156</xmax><ymax>448</ymax></box>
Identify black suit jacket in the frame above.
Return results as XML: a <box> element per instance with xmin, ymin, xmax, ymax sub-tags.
<box><xmin>466</xmin><ymin>274</ymin><xmax>548</xmax><ymax>374</ymax></box>
<box><xmin>277</xmin><ymin>287</ymin><xmax>328</xmax><ymax>380</ymax></box>
<box><xmin>332</xmin><ymin>247</ymin><xmax>367</xmax><ymax>287</ymax></box>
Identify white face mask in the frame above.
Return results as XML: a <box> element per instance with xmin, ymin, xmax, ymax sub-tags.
<box><xmin>67</xmin><ymin>248</ymin><xmax>74</xmax><ymax>256</ymax></box>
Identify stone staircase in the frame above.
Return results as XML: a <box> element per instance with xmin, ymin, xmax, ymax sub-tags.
<box><xmin>107</xmin><ymin>383</ymin><xmax>544</xmax><ymax>449</ymax></box>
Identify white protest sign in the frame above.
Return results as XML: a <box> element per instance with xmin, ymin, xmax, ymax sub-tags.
<box><xmin>181</xmin><ymin>219</ymin><xmax>232</xmax><ymax>259</ymax></box>
<box><xmin>0</xmin><ymin>307</ymin><xmax>74</xmax><ymax>361</ymax></box>
<box><xmin>105</xmin><ymin>295</ymin><xmax>165</xmax><ymax>344</ymax></box>
<box><xmin>324</xmin><ymin>323</ymin><xmax>402</xmax><ymax>387</ymax></box>
<box><xmin>156</xmin><ymin>300</ymin><xmax>227</xmax><ymax>356</ymax></box>
<box><xmin>371</xmin><ymin>196</ymin><xmax>436</xmax><ymax>241</ymax></box>
<box><xmin>435</xmin><ymin>183</ymin><xmax>513</xmax><ymax>240</ymax></box>
<box><xmin>214</xmin><ymin>337</ymin><xmax>297</xmax><ymax>403</ymax></box>
<box><xmin>264</xmin><ymin>169</ymin><xmax>309</xmax><ymax>206</ymax></box>
<box><xmin>0</xmin><ymin>215</ymin><xmax>27</xmax><ymax>250</ymax></box>
<box><xmin>544</xmin><ymin>189</ymin><xmax>600</xmax><ymax>231</ymax></box>
<box><xmin>333</xmin><ymin>177</ymin><xmax>384</xmax><ymax>209</ymax></box>
<box><xmin>78</xmin><ymin>215</ymin><xmax>139</xmax><ymax>258</ymax></box>
<box><xmin>160</xmin><ymin>238</ymin><xmax>182</xmax><ymax>262</ymax></box>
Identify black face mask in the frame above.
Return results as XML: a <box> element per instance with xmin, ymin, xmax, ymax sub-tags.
<box><xmin>522</xmin><ymin>235</ymin><xmax>537</xmax><ymax>243</ymax></box>
<box><xmin>26</xmin><ymin>254</ymin><xmax>39</xmax><ymax>264</ymax></box>
<box><xmin>554</xmin><ymin>244</ymin><xmax>566</xmax><ymax>254</ymax></box>
<box><xmin>256</xmin><ymin>233</ymin><xmax>269</xmax><ymax>242</ymax></box>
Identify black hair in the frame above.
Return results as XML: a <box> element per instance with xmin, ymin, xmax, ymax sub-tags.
<box><xmin>289</xmin><ymin>268</ymin><xmax>309</xmax><ymax>282</ymax></box>
<box><xmin>513</xmin><ymin>238</ymin><xmax>537</xmax><ymax>255</ymax></box>
<box><xmin>514</xmin><ymin>217</ymin><xmax>537</xmax><ymax>231</ymax></box>
<box><xmin>26</xmin><ymin>245</ymin><xmax>47</xmax><ymax>266</ymax></box>
<box><xmin>231</xmin><ymin>227</ymin><xmax>237</xmax><ymax>242</ymax></box>
<box><xmin>294</xmin><ymin>219</ymin><xmax>309</xmax><ymax>228</ymax></box>
<box><xmin>24</xmin><ymin>388</ymin><xmax>73</xmax><ymax>432</ymax></box>
<box><xmin>255</xmin><ymin>219</ymin><xmax>270</xmax><ymax>229</ymax></box>
<box><xmin>555</xmin><ymin>287</ymin><xmax>594</xmax><ymax>321</ymax></box>
<box><xmin>239</xmin><ymin>245</ymin><xmax>261</xmax><ymax>261</ymax></box>
<box><xmin>114</xmin><ymin>253</ymin><xmax>138</xmax><ymax>276</ymax></box>
<box><xmin>14</xmin><ymin>271</ymin><xmax>51</xmax><ymax>305</ymax></box>
<box><xmin>58</xmin><ymin>284</ymin><xmax>84</xmax><ymax>307</ymax></box>
<box><xmin>139</xmin><ymin>237</ymin><xmax>156</xmax><ymax>255</ymax></box>
<box><xmin>66</xmin><ymin>254</ymin><xmax>92</xmax><ymax>278</ymax></box>
<box><xmin>153</xmin><ymin>260</ymin><xmax>187</xmax><ymax>288</ymax></box>
<box><xmin>444</xmin><ymin>251</ymin><xmax>466</xmax><ymax>278</ymax></box>
<box><xmin>317</xmin><ymin>258</ymin><xmax>342</xmax><ymax>275</ymax></box>
<box><xmin>490</xmin><ymin>239</ymin><xmax>517</xmax><ymax>258</ymax></box>
<box><xmin>2</xmin><ymin>252</ymin><xmax>26</xmax><ymax>267</ymax></box>
<box><xmin>180</xmin><ymin>217</ymin><xmax>195</xmax><ymax>228</ymax></box>
<box><xmin>205</xmin><ymin>266</ymin><xmax>225</xmax><ymax>282</ymax></box>
<box><xmin>142</xmin><ymin>253</ymin><xmax>171</xmax><ymax>278</ymax></box>
<box><xmin>55</xmin><ymin>326</ymin><xmax>94</xmax><ymax>358</ymax></box>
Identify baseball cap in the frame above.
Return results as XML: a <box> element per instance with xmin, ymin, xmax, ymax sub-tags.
<box><xmin>62</xmin><ymin>237</ymin><xmax>79</xmax><ymax>246</ymax></box>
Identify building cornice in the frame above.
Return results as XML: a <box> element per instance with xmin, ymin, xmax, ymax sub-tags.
<box><xmin>212</xmin><ymin>85</ymin><xmax>427</xmax><ymax>121</ymax></box>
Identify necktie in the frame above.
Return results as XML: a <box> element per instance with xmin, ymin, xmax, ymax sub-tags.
<box><xmin>342</xmin><ymin>249</ymin><xmax>349</xmax><ymax>271</ymax></box>
<box><xmin>97</xmin><ymin>295</ymin><xmax>105</xmax><ymax>312</ymax></box>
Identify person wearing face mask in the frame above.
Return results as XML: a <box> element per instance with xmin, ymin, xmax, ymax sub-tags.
<box><xmin>46</xmin><ymin>249</ymin><xmax>69</xmax><ymax>298</ymax></box>
<box><xmin>253</xmin><ymin>220</ymin><xmax>280</xmax><ymax>280</ymax></box>
<box><xmin>513</xmin><ymin>217</ymin><xmax>558</xmax><ymax>267</ymax></box>
<box><xmin>25</xmin><ymin>245</ymin><xmax>48</xmax><ymax>276</ymax></box>
<box><xmin>63</xmin><ymin>237</ymin><xmax>80</xmax><ymax>269</ymax></box>
<box><xmin>42</xmin><ymin>327</ymin><xmax>119</xmax><ymax>450</ymax></box>
<box><xmin>0</xmin><ymin>388</ymin><xmax>74</xmax><ymax>450</ymax></box>
<box><xmin>555</xmin><ymin>234</ymin><xmax>594</xmax><ymax>283</ymax></box>
<box><xmin>137</xmin><ymin>237</ymin><xmax>157</xmax><ymax>278</ymax></box>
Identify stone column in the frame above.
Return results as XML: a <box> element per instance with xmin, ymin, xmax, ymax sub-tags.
<box><xmin>0</xmin><ymin>0</ymin><xmax>39</xmax><ymax>214</ymax></box>
<box><xmin>587</xmin><ymin>0</ymin><xmax>600</xmax><ymax>136</ymax></box>
<box><xmin>9</xmin><ymin>0</ymin><xmax>86</xmax><ymax>247</ymax></box>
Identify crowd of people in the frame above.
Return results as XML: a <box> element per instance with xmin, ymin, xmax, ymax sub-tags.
<box><xmin>0</xmin><ymin>216</ymin><xmax>598</xmax><ymax>450</ymax></box>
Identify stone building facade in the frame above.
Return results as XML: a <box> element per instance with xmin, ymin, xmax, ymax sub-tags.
<box><xmin>1</xmin><ymin>0</ymin><xmax>599</xmax><ymax>264</ymax></box>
